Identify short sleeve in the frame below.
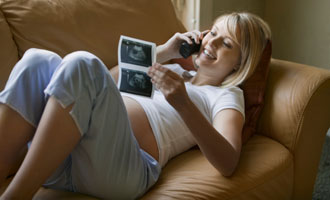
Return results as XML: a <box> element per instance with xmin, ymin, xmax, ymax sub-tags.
<box><xmin>211</xmin><ymin>86</ymin><xmax>245</xmax><ymax>121</ymax></box>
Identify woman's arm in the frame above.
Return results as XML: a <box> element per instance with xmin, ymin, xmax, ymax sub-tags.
<box><xmin>109</xmin><ymin>66</ymin><xmax>119</xmax><ymax>84</ymax></box>
<box><xmin>178</xmin><ymin>101</ymin><xmax>243</xmax><ymax>177</ymax></box>
<box><xmin>148</xmin><ymin>64</ymin><xmax>244</xmax><ymax>177</ymax></box>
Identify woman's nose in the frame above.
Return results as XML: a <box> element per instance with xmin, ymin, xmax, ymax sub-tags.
<box><xmin>207</xmin><ymin>37</ymin><xmax>221</xmax><ymax>48</ymax></box>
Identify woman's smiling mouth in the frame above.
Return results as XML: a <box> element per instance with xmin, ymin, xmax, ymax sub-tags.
<box><xmin>203</xmin><ymin>49</ymin><xmax>216</xmax><ymax>59</ymax></box>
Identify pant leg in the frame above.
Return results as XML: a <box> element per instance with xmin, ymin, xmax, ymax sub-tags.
<box><xmin>44</xmin><ymin>51</ymin><xmax>161</xmax><ymax>199</ymax></box>
<box><xmin>0</xmin><ymin>48</ymin><xmax>62</xmax><ymax>127</ymax></box>
<box><xmin>0</xmin><ymin>48</ymin><xmax>74</xmax><ymax>190</ymax></box>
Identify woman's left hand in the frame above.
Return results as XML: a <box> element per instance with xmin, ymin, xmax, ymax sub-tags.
<box><xmin>148</xmin><ymin>63</ymin><xmax>190</xmax><ymax>109</ymax></box>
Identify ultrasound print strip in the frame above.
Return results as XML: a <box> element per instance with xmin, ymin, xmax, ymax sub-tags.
<box><xmin>121</xmin><ymin>39</ymin><xmax>152</xmax><ymax>67</ymax></box>
<box><xmin>119</xmin><ymin>68</ymin><xmax>153</xmax><ymax>97</ymax></box>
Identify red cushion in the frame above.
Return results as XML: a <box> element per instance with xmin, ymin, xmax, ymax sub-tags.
<box><xmin>173</xmin><ymin>41</ymin><xmax>272</xmax><ymax>144</ymax></box>
<box><xmin>240</xmin><ymin>41</ymin><xmax>272</xmax><ymax>143</ymax></box>
<box><xmin>170</xmin><ymin>56</ymin><xmax>195</xmax><ymax>71</ymax></box>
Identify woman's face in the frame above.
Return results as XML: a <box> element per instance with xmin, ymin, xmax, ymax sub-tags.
<box><xmin>195</xmin><ymin>20</ymin><xmax>241</xmax><ymax>81</ymax></box>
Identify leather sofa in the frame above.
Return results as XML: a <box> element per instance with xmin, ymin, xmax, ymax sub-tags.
<box><xmin>1</xmin><ymin>0</ymin><xmax>330</xmax><ymax>199</ymax></box>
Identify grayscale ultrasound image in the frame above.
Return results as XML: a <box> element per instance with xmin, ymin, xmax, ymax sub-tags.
<box><xmin>119</xmin><ymin>68</ymin><xmax>153</xmax><ymax>97</ymax></box>
<box><xmin>121</xmin><ymin>39</ymin><xmax>152</xmax><ymax>67</ymax></box>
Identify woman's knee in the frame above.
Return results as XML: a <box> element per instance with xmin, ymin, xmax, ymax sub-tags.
<box><xmin>60</xmin><ymin>51</ymin><xmax>111</xmax><ymax>87</ymax></box>
<box><xmin>18</xmin><ymin>48</ymin><xmax>62</xmax><ymax>74</ymax></box>
<box><xmin>61</xmin><ymin>51</ymin><xmax>108</xmax><ymax>75</ymax></box>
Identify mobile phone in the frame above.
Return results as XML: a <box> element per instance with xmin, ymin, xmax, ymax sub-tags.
<box><xmin>179</xmin><ymin>32</ymin><xmax>207</xmax><ymax>59</ymax></box>
<box><xmin>179</xmin><ymin>39</ymin><xmax>201</xmax><ymax>59</ymax></box>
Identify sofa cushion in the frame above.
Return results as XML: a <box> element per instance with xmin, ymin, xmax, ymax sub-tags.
<box><xmin>0</xmin><ymin>9</ymin><xmax>19</xmax><ymax>90</ymax></box>
<box><xmin>240</xmin><ymin>41</ymin><xmax>272</xmax><ymax>143</ymax></box>
<box><xmin>0</xmin><ymin>0</ymin><xmax>186</xmax><ymax>70</ymax></box>
<box><xmin>0</xmin><ymin>135</ymin><xmax>293</xmax><ymax>200</ymax></box>
<box><xmin>142</xmin><ymin>134</ymin><xmax>293</xmax><ymax>200</ymax></box>
<box><xmin>170</xmin><ymin>56</ymin><xmax>195</xmax><ymax>71</ymax></box>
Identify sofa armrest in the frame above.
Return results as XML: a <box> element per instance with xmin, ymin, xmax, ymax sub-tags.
<box><xmin>257</xmin><ymin>58</ymin><xmax>330</xmax><ymax>199</ymax></box>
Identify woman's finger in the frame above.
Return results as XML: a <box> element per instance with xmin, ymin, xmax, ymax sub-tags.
<box><xmin>202</xmin><ymin>29</ymin><xmax>210</xmax><ymax>37</ymax></box>
<box><xmin>150</xmin><ymin>72</ymin><xmax>174</xmax><ymax>91</ymax></box>
<box><xmin>190</xmin><ymin>30</ymin><xmax>201</xmax><ymax>44</ymax></box>
<box><xmin>148</xmin><ymin>63</ymin><xmax>162</xmax><ymax>77</ymax></box>
<box><xmin>151</xmin><ymin>70</ymin><xmax>171</xmax><ymax>84</ymax></box>
<box><xmin>152</xmin><ymin>64</ymin><xmax>181</xmax><ymax>80</ymax></box>
<box><xmin>178</xmin><ymin>34</ymin><xmax>193</xmax><ymax>45</ymax></box>
<box><xmin>184</xmin><ymin>30</ymin><xmax>202</xmax><ymax>44</ymax></box>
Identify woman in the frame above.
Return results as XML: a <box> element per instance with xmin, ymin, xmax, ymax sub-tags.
<box><xmin>0</xmin><ymin>12</ymin><xmax>271</xmax><ymax>199</ymax></box>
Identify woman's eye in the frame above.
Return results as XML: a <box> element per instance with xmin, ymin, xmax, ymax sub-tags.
<box><xmin>223</xmin><ymin>42</ymin><xmax>232</xmax><ymax>48</ymax></box>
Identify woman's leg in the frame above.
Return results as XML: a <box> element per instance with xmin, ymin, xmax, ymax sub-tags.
<box><xmin>42</xmin><ymin>51</ymin><xmax>161</xmax><ymax>199</ymax></box>
<box><xmin>0</xmin><ymin>104</ymin><xmax>34</xmax><ymax>187</ymax></box>
<box><xmin>1</xmin><ymin>98</ymin><xmax>81</xmax><ymax>199</ymax></box>
<box><xmin>2</xmin><ymin>50</ymin><xmax>160</xmax><ymax>199</ymax></box>
<box><xmin>0</xmin><ymin>48</ymin><xmax>62</xmax><ymax>190</ymax></box>
<box><xmin>1</xmin><ymin>50</ymin><xmax>105</xmax><ymax>199</ymax></box>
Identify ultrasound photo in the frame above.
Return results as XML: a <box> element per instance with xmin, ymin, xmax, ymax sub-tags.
<box><xmin>120</xmin><ymin>39</ymin><xmax>152</xmax><ymax>67</ymax></box>
<box><xmin>119</xmin><ymin>68</ymin><xmax>153</xmax><ymax>97</ymax></box>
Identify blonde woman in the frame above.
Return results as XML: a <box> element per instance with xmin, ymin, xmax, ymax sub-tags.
<box><xmin>0</xmin><ymin>12</ymin><xmax>271</xmax><ymax>199</ymax></box>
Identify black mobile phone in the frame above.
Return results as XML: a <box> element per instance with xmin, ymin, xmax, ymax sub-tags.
<box><xmin>179</xmin><ymin>32</ymin><xmax>207</xmax><ymax>59</ymax></box>
<box><xmin>179</xmin><ymin>40</ymin><xmax>201</xmax><ymax>59</ymax></box>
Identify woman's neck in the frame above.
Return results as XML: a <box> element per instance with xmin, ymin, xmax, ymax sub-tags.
<box><xmin>189</xmin><ymin>71</ymin><xmax>224</xmax><ymax>86</ymax></box>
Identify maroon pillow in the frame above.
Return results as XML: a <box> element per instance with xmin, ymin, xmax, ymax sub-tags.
<box><xmin>170</xmin><ymin>56</ymin><xmax>195</xmax><ymax>71</ymax></box>
<box><xmin>240</xmin><ymin>40</ymin><xmax>272</xmax><ymax>143</ymax></box>
<box><xmin>173</xmin><ymin>41</ymin><xmax>272</xmax><ymax>144</ymax></box>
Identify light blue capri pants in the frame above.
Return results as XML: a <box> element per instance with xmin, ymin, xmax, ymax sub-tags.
<box><xmin>0</xmin><ymin>48</ymin><xmax>161</xmax><ymax>199</ymax></box>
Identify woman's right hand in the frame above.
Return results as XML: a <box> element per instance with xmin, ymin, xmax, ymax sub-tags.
<box><xmin>156</xmin><ymin>30</ymin><xmax>208</xmax><ymax>63</ymax></box>
<box><xmin>148</xmin><ymin>63</ymin><xmax>189</xmax><ymax>110</ymax></box>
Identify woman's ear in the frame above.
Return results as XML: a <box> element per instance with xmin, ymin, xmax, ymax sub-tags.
<box><xmin>234</xmin><ymin>63</ymin><xmax>241</xmax><ymax>71</ymax></box>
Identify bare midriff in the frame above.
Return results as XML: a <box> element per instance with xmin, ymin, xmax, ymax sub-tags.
<box><xmin>122</xmin><ymin>96</ymin><xmax>159</xmax><ymax>162</ymax></box>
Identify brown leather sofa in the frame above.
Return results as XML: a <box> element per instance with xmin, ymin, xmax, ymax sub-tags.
<box><xmin>1</xmin><ymin>0</ymin><xmax>330</xmax><ymax>199</ymax></box>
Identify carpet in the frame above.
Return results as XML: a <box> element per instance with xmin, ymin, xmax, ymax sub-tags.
<box><xmin>312</xmin><ymin>129</ymin><xmax>330</xmax><ymax>200</ymax></box>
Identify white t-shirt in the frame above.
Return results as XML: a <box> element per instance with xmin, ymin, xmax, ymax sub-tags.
<box><xmin>121</xmin><ymin>64</ymin><xmax>245</xmax><ymax>167</ymax></box>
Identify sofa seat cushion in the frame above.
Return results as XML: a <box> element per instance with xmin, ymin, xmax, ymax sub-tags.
<box><xmin>0</xmin><ymin>136</ymin><xmax>293</xmax><ymax>200</ymax></box>
<box><xmin>142</xmin><ymin>135</ymin><xmax>293</xmax><ymax>200</ymax></box>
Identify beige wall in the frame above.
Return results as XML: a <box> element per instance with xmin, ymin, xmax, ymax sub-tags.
<box><xmin>173</xmin><ymin>0</ymin><xmax>330</xmax><ymax>70</ymax></box>
<box><xmin>212</xmin><ymin>0</ymin><xmax>265</xmax><ymax>19</ymax></box>
<box><xmin>198</xmin><ymin>0</ymin><xmax>265</xmax><ymax>30</ymax></box>
<box><xmin>211</xmin><ymin>0</ymin><xmax>330</xmax><ymax>70</ymax></box>
<box><xmin>264</xmin><ymin>0</ymin><xmax>330</xmax><ymax>70</ymax></box>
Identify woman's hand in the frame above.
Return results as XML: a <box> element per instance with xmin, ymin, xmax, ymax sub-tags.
<box><xmin>148</xmin><ymin>63</ymin><xmax>190</xmax><ymax>110</ymax></box>
<box><xmin>156</xmin><ymin>30</ymin><xmax>208</xmax><ymax>63</ymax></box>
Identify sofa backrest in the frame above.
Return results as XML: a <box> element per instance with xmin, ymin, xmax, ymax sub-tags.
<box><xmin>0</xmin><ymin>0</ymin><xmax>186</xmax><ymax>89</ymax></box>
<box><xmin>0</xmin><ymin>8</ymin><xmax>19</xmax><ymax>90</ymax></box>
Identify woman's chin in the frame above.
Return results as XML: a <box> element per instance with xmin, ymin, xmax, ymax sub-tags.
<box><xmin>195</xmin><ymin>57</ymin><xmax>212</xmax><ymax>68</ymax></box>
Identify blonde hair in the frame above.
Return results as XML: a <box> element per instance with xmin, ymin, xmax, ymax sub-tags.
<box><xmin>215</xmin><ymin>12</ymin><xmax>271</xmax><ymax>88</ymax></box>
